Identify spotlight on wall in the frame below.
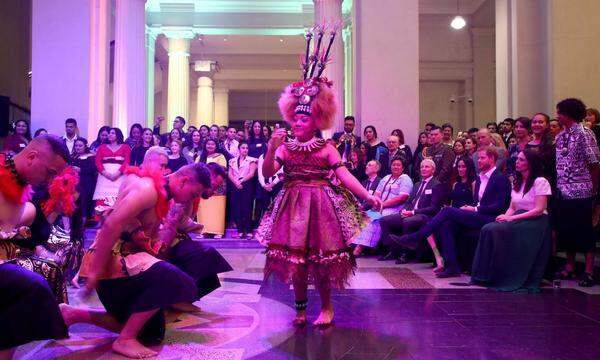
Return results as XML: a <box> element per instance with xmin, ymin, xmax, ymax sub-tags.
<box><xmin>279</xmin><ymin>37</ymin><xmax>284</xmax><ymax>43</ymax></box>
<box><xmin>450</xmin><ymin>0</ymin><xmax>466</xmax><ymax>30</ymax></box>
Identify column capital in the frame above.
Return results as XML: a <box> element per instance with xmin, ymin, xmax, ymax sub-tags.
<box><xmin>214</xmin><ymin>87</ymin><xmax>229</xmax><ymax>94</ymax></box>
<box><xmin>162</xmin><ymin>26</ymin><xmax>196</xmax><ymax>40</ymax></box>
<box><xmin>145</xmin><ymin>25</ymin><xmax>160</xmax><ymax>41</ymax></box>
<box><xmin>167</xmin><ymin>37</ymin><xmax>191</xmax><ymax>57</ymax></box>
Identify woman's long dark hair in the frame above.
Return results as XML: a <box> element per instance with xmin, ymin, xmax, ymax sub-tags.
<box><xmin>414</xmin><ymin>131</ymin><xmax>428</xmax><ymax>156</ymax></box>
<box><xmin>95</xmin><ymin>125</ymin><xmax>111</xmax><ymax>145</ymax></box>
<box><xmin>455</xmin><ymin>155</ymin><xmax>476</xmax><ymax>185</ymax></box>
<box><xmin>128</xmin><ymin>123</ymin><xmax>143</xmax><ymax>139</ymax></box>
<box><xmin>110</xmin><ymin>127</ymin><xmax>125</xmax><ymax>144</ymax></box>
<box><xmin>249</xmin><ymin>120</ymin><xmax>265</xmax><ymax>144</ymax></box>
<box><xmin>14</xmin><ymin>119</ymin><xmax>32</xmax><ymax>141</ymax></box>
<box><xmin>513</xmin><ymin>148</ymin><xmax>544</xmax><ymax>194</ymax></box>
<box><xmin>199</xmin><ymin>138</ymin><xmax>219</xmax><ymax>163</ymax></box>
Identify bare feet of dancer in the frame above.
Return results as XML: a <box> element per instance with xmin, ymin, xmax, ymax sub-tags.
<box><xmin>292</xmin><ymin>310</ymin><xmax>307</xmax><ymax>326</ymax></box>
<box><xmin>170</xmin><ymin>302</ymin><xmax>202</xmax><ymax>313</ymax></box>
<box><xmin>313</xmin><ymin>305</ymin><xmax>334</xmax><ymax>326</ymax></box>
<box><xmin>112</xmin><ymin>337</ymin><xmax>157</xmax><ymax>359</ymax></box>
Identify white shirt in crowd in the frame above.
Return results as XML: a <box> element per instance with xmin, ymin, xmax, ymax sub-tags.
<box><xmin>223</xmin><ymin>139</ymin><xmax>239</xmax><ymax>158</ymax></box>
<box><xmin>257</xmin><ymin>154</ymin><xmax>283</xmax><ymax>188</ymax></box>
<box><xmin>63</xmin><ymin>134</ymin><xmax>78</xmax><ymax>153</ymax></box>
<box><xmin>229</xmin><ymin>155</ymin><xmax>258</xmax><ymax>181</ymax></box>
<box><xmin>511</xmin><ymin>177</ymin><xmax>552</xmax><ymax>214</ymax></box>
<box><xmin>477</xmin><ymin>166</ymin><xmax>496</xmax><ymax>205</ymax></box>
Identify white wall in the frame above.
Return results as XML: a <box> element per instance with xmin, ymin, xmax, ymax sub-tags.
<box><xmin>31</xmin><ymin>0</ymin><xmax>91</xmax><ymax>137</ymax></box>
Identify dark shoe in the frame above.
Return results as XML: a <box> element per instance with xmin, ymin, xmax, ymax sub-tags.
<box><xmin>450</xmin><ymin>281</ymin><xmax>475</xmax><ymax>287</ymax></box>
<box><xmin>578</xmin><ymin>273</ymin><xmax>595</xmax><ymax>287</ymax></box>
<box><xmin>377</xmin><ymin>252</ymin><xmax>395</xmax><ymax>261</ymax></box>
<box><xmin>390</xmin><ymin>233</ymin><xmax>418</xmax><ymax>250</ymax></box>
<box><xmin>395</xmin><ymin>253</ymin><xmax>409</xmax><ymax>264</ymax></box>
<box><xmin>436</xmin><ymin>269</ymin><xmax>461</xmax><ymax>278</ymax></box>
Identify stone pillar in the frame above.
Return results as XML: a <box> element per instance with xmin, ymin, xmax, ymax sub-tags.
<box><xmin>197</xmin><ymin>76</ymin><xmax>214</xmax><ymax>127</ymax></box>
<box><xmin>354</xmin><ymin>0</ymin><xmax>419</xmax><ymax>148</ymax></box>
<box><xmin>214</xmin><ymin>88</ymin><xmax>229</xmax><ymax>126</ymax></box>
<box><xmin>146</xmin><ymin>29</ymin><xmax>157</xmax><ymax>128</ymax></box>
<box><xmin>314</xmin><ymin>0</ymin><xmax>345</xmax><ymax>138</ymax></box>
<box><xmin>471</xmin><ymin>27</ymin><xmax>496</xmax><ymax>127</ymax></box>
<box><xmin>343</xmin><ymin>25</ymin><xmax>353</xmax><ymax>117</ymax></box>
<box><xmin>167</xmin><ymin>37</ymin><xmax>191</xmax><ymax>130</ymax></box>
<box><xmin>495</xmin><ymin>0</ymin><xmax>549</xmax><ymax>119</ymax></box>
<box><xmin>112</xmin><ymin>0</ymin><xmax>146</xmax><ymax>133</ymax></box>
<box><xmin>88</xmin><ymin>0</ymin><xmax>110</xmax><ymax>139</ymax></box>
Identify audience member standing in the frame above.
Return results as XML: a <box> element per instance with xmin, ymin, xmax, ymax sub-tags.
<box><xmin>471</xmin><ymin>149</ymin><xmax>552</xmax><ymax>291</ymax></box>
<box><xmin>474</xmin><ymin>129</ymin><xmax>507</xmax><ymax>173</ymax></box>
<box><xmin>423</xmin><ymin>125</ymin><xmax>455</xmax><ymax>185</ymax></box>
<box><xmin>528</xmin><ymin>113</ymin><xmax>557</xmax><ymax>187</ymax></box>
<box><xmin>182</xmin><ymin>130</ymin><xmax>203</xmax><ymax>163</ymax></box>
<box><xmin>501</xmin><ymin>118</ymin><xmax>516</xmax><ymax>146</ymax></box>
<box><xmin>154</xmin><ymin>115</ymin><xmax>187</xmax><ymax>145</ymax></box>
<box><xmin>248</xmin><ymin>121</ymin><xmax>267</xmax><ymax>158</ymax></box>
<box><xmin>554</xmin><ymin>98</ymin><xmax>600</xmax><ymax>287</ymax></box>
<box><xmin>464</xmin><ymin>137</ymin><xmax>477</xmax><ymax>158</ymax></box>
<box><xmin>2</xmin><ymin>119</ymin><xmax>31</xmax><ymax>154</ymax></box>
<box><xmin>441</xmin><ymin>123</ymin><xmax>454</xmax><ymax>146</ymax></box>
<box><xmin>197</xmin><ymin>138</ymin><xmax>228</xmax><ymax>237</ymax></box>
<box><xmin>130</xmin><ymin>128</ymin><xmax>154</xmax><ymax>166</ymax></box>
<box><xmin>167</xmin><ymin>140</ymin><xmax>189</xmax><ymax>173</ymax></box>
<box><xmin>222</xmin><ymin>127</ymin><xmax>240</xmax><ymax>160</ymax></box>
<box><xmin>347</xmin><ymin>148</ymin><xmax>367</xmax><ymax>183</ymax></box>
<box><xmin>71</xmin><ymin>138</ymin><xmax>97</xmax><ymax>223</ymax></box>
<box><xmin>89</xmin><ymin>126</ymin><xmax>110</xmax><ymax>153</ymax></box>
<box><xmin>392</xmin><ymin>129</ymin><xmax>413</xmax><ymax>169</ymax></box>
<box><xmin>229</xmin><ymin>142</ymin><xmax>258</xmax><ymax>238</ymax></box>
<box><xmin>411</xmin><ymin>132</ymin><xmax>429</xmax><ymax>182</ymax></box>
<box><xmin>333</xmin><ymin>116</ymin><xmax>361</xmax><ymax>161</ymax></box>
<box><xmin>92</xmin><ymin>128</ymin><xmax>130</xmax><ymax>208</ymax></box>
<box><xmin>124</xmin><ymin>123</ymin><xmax>143</xmax><ymax>149</ymax></box>
<box><xmin>506</xmin><ymin>117</ymin><xmax>531</xmax><ymax>179</ymax></box>
<box><xmin>62</xmin><ymin>118</ymin><xmax>81</xmax><ymax>153</ymax></box>
<box><xmin>585</xmin><ymin>107</ymin><xmax>600</xmax><ymax>144</ymax></box>
<box><xmin>362</xmin><ymin>125</ymin><xmax>388</xmax><ymax>168</ymax></box>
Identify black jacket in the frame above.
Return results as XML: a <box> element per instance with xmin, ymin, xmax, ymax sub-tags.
<box><xmin>473</xmin><ymin>168</ymin><xmax>512</xmax><ymax>217</ymax></box>
<box><xmin>404</xmin><ymin>178</ymin><xmax>445</xmax><ymax>216</ymax></box>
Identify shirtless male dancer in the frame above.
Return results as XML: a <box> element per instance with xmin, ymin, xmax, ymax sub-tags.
<box><xmin>0</xmin><ymin>135</ymin><xmax>69</xmax><ymax>360</ymax></box>
<box><xmin>60</xmin><ymin>154</ymin><xmax>214</xmax><ymax>358</ymax></box>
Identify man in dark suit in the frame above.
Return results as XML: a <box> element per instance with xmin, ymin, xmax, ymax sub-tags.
<box><xmin>360</xmin><ymin>160</ymin><xmax>382</xmax><ymax>210</ymax></box>
<box><xmin>378</xmin><ymin>159</ymin><xmax>445</xmax><ymax>263</ymax></box>
<box><xmin>332</xmin><ymin>116</ymin><xmax>361</xmax><ymax>161</ymax></box>
<box><xmin>394</xmin><ymin>147</ymin><xmax>511</xmax><ymax>277</ymax></box>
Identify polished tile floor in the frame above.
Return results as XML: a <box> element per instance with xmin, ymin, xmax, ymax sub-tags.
<box><xmin>14</xmin><ymin>239</ymin><xmax>600</xmax><ymax>360</ymax></box>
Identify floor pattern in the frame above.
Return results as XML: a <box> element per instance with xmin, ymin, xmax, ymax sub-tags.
<box><xmin>13</xmin><ymin>243</ymin><xmax>600</xmax><ymax>360</ymax></box>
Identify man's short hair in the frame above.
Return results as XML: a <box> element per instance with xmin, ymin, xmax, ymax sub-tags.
<box><xmin>557</xmin><ymin>98</ymin><xmax>587</xmax><ymax>122</ymax></box>
<box><xmin>206</xmin><ymin>162</ymin><xmax>227</xmax><ymax>179</ymax></box>
<box><xmin>175</xmin><ymin>116</ymin><xmax>186</xmax><ymax>125</ymax></box>
<box><xmin>478</xmin><ymin>145</ymin><xmax>498</xmax><ymax>161</ymax></box>
<box><xmin>144</xmin><ymin>146</ymin><xmax>169</xmax><ymax>162</ymax></box>
<box><xmin>65</xmin><ymin>118</ymin><xmax>77</xmax><ymax>126</ymax></box>
<box><xmin>420</xmin><ymin>158</ymin><xmax>436</xmax><ymax>170</ymax></box>
<box><xmin>344</xmin><ymin>116</ymin><xmax>355</xmax><ymax>123</ymax></box>
<box><xmin>502</xmin><ymin>118</ymin><xmax>515</xmax><ymax>125</ymax></box>
<box><xmin>367</xmin><ymin>159</ymin><xmax>381</xmax><ymax>170</ymax></box>
<box><xmin>178</xmin><ymin>163</ymin><xmax>211</xmax><ymax>189</ymax></box>
<box><xmin>425</xmin><ymin>122</ymin><xmax>437</xmax><ymax>128</ymax></box>
<box><xmin>468</xmin><ymin>127</ymin><xmax>479</xmax><ymax>134</ymax></box>
<box><xmin>441</xmin><ymin>123</ymin><xmax>454</xmax><ymax>131</ymax></box>
<box><xmin>429</xmin><ymin>125</ymin><xmax>441</xmax><ymax>132</ymax></box>
<box><xmin>36</xmin><ymin>134</ymin><xmax>70</xmax><ymax>162</ymax></box>
<box><xmin>486</xmin><ymin>122</ymin><xmax>497</xmax><ymax>128</ymax></box>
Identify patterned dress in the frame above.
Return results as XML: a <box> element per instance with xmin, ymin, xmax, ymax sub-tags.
<box><xmin>256</xmin><ymin>139</ymin><xmax>368</xmax><ymax>289</ymax></box>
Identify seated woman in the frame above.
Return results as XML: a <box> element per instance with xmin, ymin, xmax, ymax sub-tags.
<box><xmin>352</xmin><ymin>157</ymin><xmax>413</xmax><ymax>256</ymax></box>
<box><xmin>470</xmin><ymin>149</ymin><xmax>551</xmax><ymax>292</ymax></box>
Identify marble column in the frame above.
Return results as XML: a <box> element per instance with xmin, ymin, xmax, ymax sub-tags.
<box><xmin>314</xmin><ymin>0</ymin><xmax>345</xmax><ymax>138</ymax></box>
<box><xmin>214</xmin><ymin>88</ymin><xmax>229</xmax><ymax>126</ymax></box>
<box><xmin>167</xmin><ymin>37</ymin><xmax>191</xmax><ymax>130</ymax></box>
<box><xmin>112</xmin><ymin>0</ymin><xmax>146</xmax><ymax>133</ymax></box>
<box><xmin>471</xmin><ymin>27</ymin><xmax>496</xmax><ymax>127</ymax></box>
<box><xmin>354</xmin><ymin>0</ymin><xmax>419</xmax><ymax>148</ymax></box>
<box><xmin>197</xmin><ymin>76</ymin><xmax>214</xmax><ymax>127</ymax></box>
<box><xmin>88</xmin><ymin>0</ymin><xmax>110</xmax><ymax>139</ymax></box>
<box><xmin>495</xmin><ymin>0</ymin><xmax>549</xmax><ymax>119</ymax></box>
<box><xmin>146</xmin><ymin>29</ymin><xmax>157</xmax><ymax>129</ymax></box>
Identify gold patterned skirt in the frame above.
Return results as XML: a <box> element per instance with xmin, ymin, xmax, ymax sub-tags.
<box><xmin>256</xmin><ymin>180</ymin><xmax>368</xmax><ymax>289</ymax></box>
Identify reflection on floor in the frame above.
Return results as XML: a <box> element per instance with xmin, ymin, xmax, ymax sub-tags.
<box><xmin>14</xmin><ymin>240</ymin><xmax>600</xmax><ymax>360</ymax></box>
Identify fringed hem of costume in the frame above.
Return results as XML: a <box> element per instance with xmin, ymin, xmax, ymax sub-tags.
<box><xmin>263</xmin><ymin>245</ymin><xmax>356</xmax><ymax>289</ymax></box>
<box><xmin>0</xmin><ymin>153</ymin><xmax>32</xmax><ymax>204</ymax></box>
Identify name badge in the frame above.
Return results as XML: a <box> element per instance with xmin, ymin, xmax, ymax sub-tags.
<box><xmin>19</xmin><ymin>143</ymin><xmax>26</xmax><ymax>148</ymax></box>
<box><xmin>256</xmin><ymin>143</ymin><xmax>263</xmax><ymax>147</ymax></box>
<box><xmin>425</xmin><ymin>189</ymin><xmax>432</xmax><ymax>195</ymax></box>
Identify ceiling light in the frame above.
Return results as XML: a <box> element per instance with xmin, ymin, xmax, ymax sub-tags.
<box><xmin>223</xmin><ymin>37</ymin><xmax>228</xmax><ymax>42</ymax></box>
<box><xmin>450</xmin><ymin>0</ymin><xmax>466</xmax><ymax>30</ymax></box>
<box><xmin>451</xmin><ymin>15</ymin><xmax>466</xmax><ymax>29</ymax></box>
<box><xmin>279</xmin><ymin>38</ymin><xmax>284</xmax><ymax>43</ymax></box>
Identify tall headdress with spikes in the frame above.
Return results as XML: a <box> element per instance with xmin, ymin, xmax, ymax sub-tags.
<box><xmin>279</xmin><ymin>24</ymin><xmax>339</xmax><ymax>130</ymax></box>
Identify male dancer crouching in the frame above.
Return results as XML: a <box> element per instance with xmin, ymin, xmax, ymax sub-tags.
<box><xmin>61</xmin><ymin>158</ymin><xmax>213</xmax><ymax>358</ymax></box>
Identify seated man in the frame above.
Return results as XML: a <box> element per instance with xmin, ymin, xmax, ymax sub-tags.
<box><xmin>394</xmin><ymin>147</ymin><xmax>511</xmax><ymax>278</ymax></box>
<box><xmin>63</xmin><ymin>162</ymin><xmax>213</xmax><ymax>358</ymax></box>
<box><xmin>1</xmin><ymin>135</ymin><xmax>70</xmax><ymax>359</ymax></box>
<box><xmin>379</xmin><ymin>159</ymin><xmax>445</xmax><ymax>264</ymax></box>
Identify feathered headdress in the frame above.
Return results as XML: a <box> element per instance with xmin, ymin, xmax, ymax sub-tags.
<box><xmin>42</xmin><ymin>166</ymin><xmax>80</xmax><ymax>217</ymax></box>
<box><xmin>279</xmin><ymin>24</ymin><xmax>339</xmax><ymax>130</ymax></box>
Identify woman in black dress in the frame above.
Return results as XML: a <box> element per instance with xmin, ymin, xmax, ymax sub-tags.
<box><xmin>130</xmin><ymin>128</ymin><xmax>154</xmax><ymax>166</ymax></box>
<box><xmin>182</xmin><ymin>130</ymin><xmax>203</xmax><ymax>163</ymax></box>
<box><xmin>247</xmin><ymin>120</ymin><xmax>267</xmax><ymax>158</ymax></box>
<box><xmin>450</xmin><ymin>156</ymin><xmax>476</xmax><ymax>208</ymax></box>
<box><xmin>167</xmin><ymin>140</ymin><xmax>189</xmax><ymax>173</ymax></box>
<box><xmin>71</xmin><ymin>138</ymin><xmax>97</xmax><ymax>222</ymax></box>
<box><xmin>89</xmin><ymin>125</ymin><xmax>110</xmax><ymax>153</ymax></box>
